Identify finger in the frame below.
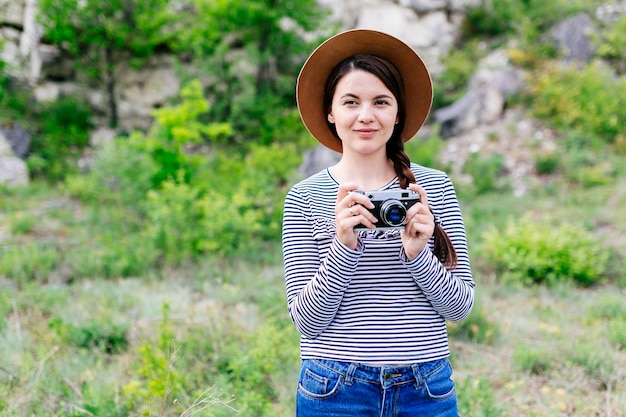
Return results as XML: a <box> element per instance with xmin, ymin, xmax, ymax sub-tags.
<box><xmin>337</xmin><ymin>182</ymin><xmax>362</xmax><ymax>204</ymax></box>
<box><xmin>408</xmin><ymin>183</ymin><xmax>429</xmax><ymax>207</ymax></box>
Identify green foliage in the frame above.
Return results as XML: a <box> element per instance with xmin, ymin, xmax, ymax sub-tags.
<box><xmin>434</xmin><ymin>40</ymin><xmax>486</xmax><ymax>108</ymax></box>
<box><xmin>482</xmin><ymin>215</ymin><xmax>609</xmax><ymax>286</ymax></box>
<box><xmin>607</xmin><ymin>319</ymin><xmax>626</xmax><ymax>350</ymax></box>
<box><xmin>131</xmin><ymin>79</ymin><xmax>231</xmax><ymax>187</ymax></box>
<box><xmin>151</xmin><ymin>79</ymin><xmax>232</xmax><ymax>147</ymax></box>
<box><xmin>460</xmin><ymin>152</ymin><xmax>508</xmax><ymax>198</ymax></box>
<box><xmin>533</xmin><ymin>152</ymin><xmax>559</xmax><ymax>175</ymax></box>
<box><xmin>177</xmin><ymin>0</ymin><xmax>329</xmax><ymax>144</ymax></box>
<box><xmin>124</xmin><ymin>303</ymin><xmax>187</xmax><ymax>415</ymax></box>
<box><xmin>65</xmin><ymin>132</ymin><xmax>160</xmax><ymax>207</ymax></box>
<box><xmin>595</xmin><ymin>16</ymin><xmax>626</xmax><ymax>75</ymax></box>
<box><xmin>448</xmin><ymin>303</ymin><xmax>499</xmax><ymax>345</ymax></box>
<box><xmin>65</xmin><ymin>229</ymin><xmax>158</xmax><ymax>279</ymax></box>
<box><xmin>463</xmin><ymin>0</ymin><xmax>591</xmax><ymax>39</ymax></box>
<box><xmin>50</xmin><ymin>317</ymin><xmax>129</xmax><ymax>354</ymax></box>
<box><xmin>143</xmin><ymin>179</ymin><xmax>205</xmax><ymax>265</ymax></box>
<box><xmin>512</xmin><ymin>345</ymin><xmax>554</xmax><ymax>375</ymax></box>
<box><xmin>547</xmin><ymin>132</ymin><xmax>620</xmax><ymax>188</ymax></box>
<box><xmin>564</xmin><ymin>342</ymin><xmax>615</xmax><ymax>385</ymax></box>
<box><xmin>38</xmin><ymin>0</ymin><xmax>181</xmax><ymax>127</ymax></box>
<box><xmin>224</xmin><ymin>319</ymin><xmax>299</xmax><ymax>416</ymax></box>
<box><xmin>0</xmin><ymin>242</ymin><xmax>60</xmax><ymax>286</ymax></box>
<box><xmin>63</xmin><ymin>77</ymin><xmax>303</xmax><ymax>270</ymax></box>
<box><xmin>529</xmin><ymin>61</ymin><xmax>626</xmax><ymax>145</ymax></box>
<box><xmin>456</xmin><ymin>377</ymin><xmax>506</xmax><ymax>417</ymax></box>
<box><xmin>27</xmin><ymin>97</ymin><xmax>92</xmax><ymax>181</ymax></box>
<box><xmin>586</xmin><ymin>292</ymin><xmax>626</xmax><ymax>322</ymax></box>
<box><xmin>405</xmin><ymin>131</ymin><xmax>448</xmax><ymax>171</ymax></box>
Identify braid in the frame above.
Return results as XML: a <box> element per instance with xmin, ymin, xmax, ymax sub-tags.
<box><xmin>388</xmin><ymin>140</ymin><xmax>458</xmax><ymax>269</ymax></box>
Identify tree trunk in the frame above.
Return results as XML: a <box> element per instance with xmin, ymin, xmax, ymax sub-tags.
<box><xmin>105</xmin><ymin>45</ymin><xmax>118</xmax><ymax>128</ymax></box>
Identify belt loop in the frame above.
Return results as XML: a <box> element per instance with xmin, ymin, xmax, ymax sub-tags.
<box><xmin>345</xmin><ymin>363</ymin><xmax>357</xmax><ymax>386</ymax></box>
<box><xmin>411</xmin><ymin>363</ymin><xmax>423</xmax><ymax>386</ymax></box>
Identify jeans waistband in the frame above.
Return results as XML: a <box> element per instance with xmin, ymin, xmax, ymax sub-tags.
<box><xmin>306</xmin><ymin>357</ymin><xmax>449</xmax><ymax>389</ymax></box>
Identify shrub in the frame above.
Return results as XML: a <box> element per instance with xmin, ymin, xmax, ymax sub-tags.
<box><xmin>461</xmin><ymin>152</ymin><xmax>508</xmax><ymax>198</ymax></box>
<box><xmin>457</xmin><ymin>376</ymin><xmax>506</xmax><ymax>417</ymax></box>
<box><xmin>607</xmin><ymin>319</ymin><xmax>626</xmax><ymax>350</ymax></box>
<box><xmin>143</xmin><ymin>178</ymin><xmax>205</xmax><ymax>265</ymax></box>
<box><xmin>534</xmin><ymin>152</ymin><xmax>559</xmax><ymax>175</ymax></box>
<box><xmin>0</xmin><ymin>242</ymin><xmax>60</xmax><ymax>286</ymax></box>
<box><xmin>27</xmin><ymin>97</ymin><xmax>92</xmax><ymax>181</ymax></box>
<box><xmin>512</xmin><ymin>345</ymin><xmax>554</xmax><ymax>375</ymax></box>
<box><xmin>481</xmin><ymin>215</ymin><xmax>609</xmax><ymax>286</ymax></box>
<box><xmin>123</xmin><ymin>303</ymin><xmax>187</xmax><ymax>415</ymax></box>
<box><xmin>529</xmin><ymin>61</ymin><xmax>626</xmax><ymax>145</ymax></box>
<box><xmin>50</xmin><ymin>317</ymin><xmax>129</xmax><ymax>354</ymax></box>
<box><xmin>565</xmin><ymin>342</ymin><xmax>616</xmax><ymax>387</ymax></box>
<box><xmin>587</xmin><ymin>293</ymin><xmax>626</xmax><ymax>322</ymax></box>
<box><xmin>595</xmin><ymin>16</ymin><xmax>626</xmax><ymax>75</ymax></box>
<box><xmin>463</xmin><ymin>0</ymin><xmax>588</xmax><ymax>39</ymax></box>
<box><xmin>66</xmin><ymin>132</ymin><xmax>160</xmax><ymax>208</ymax></box>
<box><xmin>225</xmin><ymin>319</ymin><xmax>299</xmax><ymax>416</ymax></box>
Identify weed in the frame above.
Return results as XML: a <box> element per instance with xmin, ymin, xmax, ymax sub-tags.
<box><xmin>457</xmin><ymin>376</ymin><xmax>506</xmax><ymax>417</ymax></box>
<box><xmin>481</xmin><ymin>215</ymin><xmax>609</xmax><ymax>286</ymax></box>
<box><xmin>512</xmin><ymin>345</ymin><xmax>554</xmax><ymax>375</ymax></box>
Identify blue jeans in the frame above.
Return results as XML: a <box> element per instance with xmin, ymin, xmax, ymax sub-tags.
<box><xmin>296</xmin><ymin>358</ymin><xmax>458</xmax><ymax>417</ymax></box>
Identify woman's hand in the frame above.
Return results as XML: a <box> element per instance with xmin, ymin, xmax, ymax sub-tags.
<box><xmin>335</xmin><ymin>182</ymin><xmax>377</xmax><ymax>249</ymax></box>
<box><xmin>401</xmin><ymin>183</ymin><xmax>435</xmax><ymax>260</ymax></box>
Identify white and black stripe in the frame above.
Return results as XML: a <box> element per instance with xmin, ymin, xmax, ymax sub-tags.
<box><xmin>282</xmin><ymin>163</ymin><xmax>475</xmax><ymax>364</ymax></box>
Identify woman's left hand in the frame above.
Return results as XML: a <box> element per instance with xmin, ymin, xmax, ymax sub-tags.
<box><xmin>400</xmin><ymin>183</ymin><xmax>435</xmax><ymax>260</ymax></box>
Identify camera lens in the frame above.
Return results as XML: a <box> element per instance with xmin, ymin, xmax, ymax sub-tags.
<box><xmin>380</xmin><ymin>200</ymin><xmax>406</xmax><ymax>227</ymax></box>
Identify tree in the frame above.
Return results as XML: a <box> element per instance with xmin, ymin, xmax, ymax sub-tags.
<box><xmin>177</xmin><ymin>0</ymin><xmax>331</xmax><ymax>145</ymax></box>
<box><xmin>38</xmin><ymin>0</ymin><xmax>181</xmax><ymax>128</ymax></box>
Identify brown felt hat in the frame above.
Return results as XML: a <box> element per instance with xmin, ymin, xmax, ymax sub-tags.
<box><xmin>296</xmin><ymin>29</ymin><xmax>433</xmax><ymax>153</ymax></box>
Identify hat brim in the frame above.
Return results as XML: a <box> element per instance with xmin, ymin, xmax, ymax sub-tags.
<box><xmin>296</xmin><ymin>29</ymin><xmax>433</xmax><ymax>153</ymax></box>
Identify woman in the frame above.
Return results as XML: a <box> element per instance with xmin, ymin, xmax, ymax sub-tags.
<box><xmin>282</xmin><ymin>29</ymin><xmax>475</xmax><ymax>417</ymax></box>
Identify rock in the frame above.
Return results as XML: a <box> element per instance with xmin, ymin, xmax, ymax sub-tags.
<box><xmin>0</xmin><ymin>0</ymin><xmax>25</xmax><ymax>27</ymax></box>
<box><xmin>596</xmin><ymin>1</ymin><xmax>626</xmax><ymax>22</ymax></box>
<box><xmin>299</xmin><ymin>145</ymin><xmax>341</xmax><ymax>177</ymax></box>
<box><xmin>0</xmin><ymin>156</ymin><xmax>30</xmax><ymax>187</ymax></box>
<box><xmin>435</xmin><ymin>87</ymin><xmax>504</xmax><ymax>138</ymax></box>
<box><xmin>0</xmin><ymin>121</ymin><xmax>31</xmax><ymax>158</ymax></box>
<box><xmin>0</xmin><ymin>130</ymin><xmax>29</xmax><ymax>187</ymax></box>
<box><xmin>469</xmin><ymin>49</ymin><xmax>525</xmax><ymax>98</ymax></box>
<box><xmin>549</xmin><ymin>13</ymin><xmax>597</xmax><ymax>63</ymax></box>
<box><xmin>0</xmin><ymin>131</ymin><xmax>12</xmax><ymax>156</ymax></box>
<box><xmin>434</xmin><ymin>48</ymin><xmax>525</xmax><ymax>138</ymax></box>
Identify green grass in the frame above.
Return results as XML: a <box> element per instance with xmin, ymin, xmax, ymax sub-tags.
<box><xmin>1</xmin><ymin>171</ymin><xmax>625</xmax><ymax>416</ymax></box>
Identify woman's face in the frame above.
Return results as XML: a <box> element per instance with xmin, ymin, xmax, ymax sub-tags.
<box><xmin>328</xmin><ymin>69</ymin><xmax>399</xmax><ymax>156</ymax></box>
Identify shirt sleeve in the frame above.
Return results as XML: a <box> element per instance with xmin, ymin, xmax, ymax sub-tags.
<box><xmin>400</xmin><ymin>174</ymin><xmax>475</xmax><ymax>322</ymax></box>
<box><xmin>282</xmin><ymin>186</ymin><xmax>364</xmax><ymax>339</ymax></box>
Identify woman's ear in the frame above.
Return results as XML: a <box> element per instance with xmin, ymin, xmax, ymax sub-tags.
<box><xmin>327</xmin><ymin>113</ymin><xmax>335</xmax><ymax>124</ymax></box>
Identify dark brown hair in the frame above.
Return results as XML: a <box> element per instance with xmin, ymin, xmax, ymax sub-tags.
<box><xmin>324</xmin><ymin>54</ymin><xmax>457</xmax><ymax>269</ymax></box>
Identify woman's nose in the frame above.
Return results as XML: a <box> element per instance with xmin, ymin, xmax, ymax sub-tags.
<box><xmin>357</xmin><ymin>105</ymin><xmax>374</xmax><ymax>122</ymax></box>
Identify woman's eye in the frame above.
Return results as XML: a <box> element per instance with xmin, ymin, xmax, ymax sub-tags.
<box><xmin>375</xmin><ymin>100</ymin><xmax>390</xmax><ymax>106</ymax></box>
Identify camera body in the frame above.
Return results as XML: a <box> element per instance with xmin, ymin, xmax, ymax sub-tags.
<box><xmin>352</xmin><ymin>189</ymin><xmax>420</xmax><ymax>230</ymax></box>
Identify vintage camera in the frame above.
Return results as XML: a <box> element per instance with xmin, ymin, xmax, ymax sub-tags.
<box><xmin>352</xmin><ymin>189</ymin><xmax>420</xmax><ymax>229</ymax></box>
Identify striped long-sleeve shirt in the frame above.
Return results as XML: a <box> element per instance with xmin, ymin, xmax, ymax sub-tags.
<box><xmin>282</xmin><ymin>163</ymin><xmax>475</xmax><ymax>364</ymax></box>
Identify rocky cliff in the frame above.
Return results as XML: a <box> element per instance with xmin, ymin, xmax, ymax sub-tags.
<box><xmin>1</xmin><ymin>0</ymin><xmax>477</xmax><ymax>131</ymax></box>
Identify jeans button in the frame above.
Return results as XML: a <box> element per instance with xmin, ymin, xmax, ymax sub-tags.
<box><xmin>383</xmin><ymin>373</ymin><xmax>391</xmax><ymax>381</ymax></box>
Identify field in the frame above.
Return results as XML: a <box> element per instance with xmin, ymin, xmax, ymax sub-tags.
<box><xmin>1</xmin><ymin>162</ymin><xmax>625</xmax><ymax>416</ymax></box>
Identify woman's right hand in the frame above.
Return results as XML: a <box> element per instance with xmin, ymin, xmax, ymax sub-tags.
<box><xmin>335</xmin><ymin>183</ymin><xmax>377</xmax><ymax>249</ymax></box>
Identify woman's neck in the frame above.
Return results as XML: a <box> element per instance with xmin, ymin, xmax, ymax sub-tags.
<box><xmin>330</xmin><ymin>153</ymin><xmax>397</xmax><ymax>191</ymax></box>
